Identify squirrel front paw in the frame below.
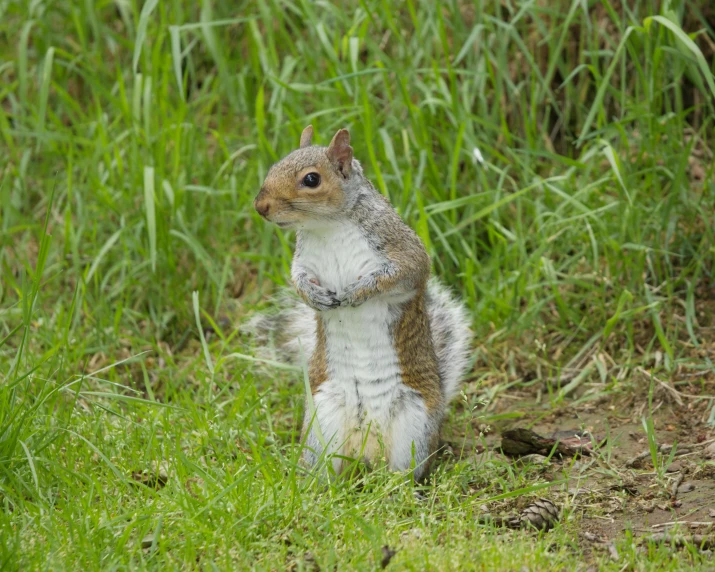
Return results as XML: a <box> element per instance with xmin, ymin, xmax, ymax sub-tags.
<box><xmin>338</xmin><ymin>276</ymin><xmax>373</xmax><ymax>308</ymax></box>
<box><xmin>296</xmin><ymin>278</ymin><xmax>340</xmax><ymax>312</ymax></box>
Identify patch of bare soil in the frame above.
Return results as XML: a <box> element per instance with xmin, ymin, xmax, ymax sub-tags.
<box><xmin>449</xmin><ymin>390</ymin><xmax>715</xmax><ymax>554</ymax></box>
<box><xmin>530</xmin><ymin>407</ymin><xmax>715</xmax><ymax>547</ymax></box>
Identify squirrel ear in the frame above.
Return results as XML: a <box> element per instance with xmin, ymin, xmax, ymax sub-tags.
<box><xmin>299</xmin><ymin>125</ymin><xmax>313</xmax><ymax>149</ymax></box>
<box><xmin>326</xmin><ymin>128</ymin><xmax>353</xmax><ymax>178</ymax></box>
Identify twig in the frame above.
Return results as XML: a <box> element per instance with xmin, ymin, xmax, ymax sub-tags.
<box><xmin>643</xmin><ymin>533</ymin><xmax>715</xmax><ymax>550</ymax></box>
<box><xmin>624</xmin><ymin>439</ymin><xmax>715</xmax><ymax>468</ymax></box>
<box><xmin>636</xmin><ymin>367</ymin><xmax>683</xmax><ymax>406</ymax></box>
<box><xmin>636</xmin><ymin>366</ymin><xmax>713</xmax><ymax>402</ymax></box>
<box><xmin>671</xmin><ymin>472</ymin><xmax>685</xmax><ymax>499</ymax></box>
<box><xmin>652</xmin><ymin>522</ymin><xmax>713</xmax><ymax>530</ymax></box>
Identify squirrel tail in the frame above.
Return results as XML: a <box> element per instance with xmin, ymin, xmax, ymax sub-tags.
<box><xmin>244</xmin><ymin>279</ymin><xmax>472</xmax><ymax>401</ymax></box>
<box><xmin>424</xmin><ymin>278</ymin><xmax>472</xmax><ymax>403</ymax></box>
<box><xmin>242</xmin><ymin>289</ymin><xmax>318</xmax><ymax>364</ymax></box>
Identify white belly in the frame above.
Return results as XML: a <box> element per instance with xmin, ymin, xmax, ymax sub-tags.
<box><xmin>297</xmin><ymin>222</ymin><xmax>405</xmax><ymax>456</ymax></box>
<box><xmin>297</xmin><ymin>222</ymin><xmax>381</xmax><ymax>294</ymax></box>
<box><xmin>321</xmin><ymin>300</ymin><xmax>403</xmax><ymax>458</ymax></box>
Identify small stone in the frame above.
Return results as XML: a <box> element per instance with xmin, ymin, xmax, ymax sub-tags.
<box><xmin>677</xmin><ymin>482</ymin><xmax>696</xmax><ymax>494</ymax></box>
<box><xmin>141</xmin><ymin>534</ymin><xmax>154</xmax><ymax>549</ymax></box>
<box><xmin>666</xmin><ymin>462</ymin><xmax>682</xmax><ymax>473</ymax></box>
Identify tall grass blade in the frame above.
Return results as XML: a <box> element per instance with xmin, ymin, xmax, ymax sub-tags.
<box><xmin>143</xmin><ymin>166</ymin><xmax>157</xmax><ymax>272</ymax></box>
<box><xmin>36</xmin><ymin>47</ymin><xmax>55</xmax><ymax>150</ymax></box>
<box><xmin>132</xmin><ymin>0</ymin><xmax>159</xmax><ymax>74</ymax></box>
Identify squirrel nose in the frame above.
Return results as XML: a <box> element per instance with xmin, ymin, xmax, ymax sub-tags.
<box><xmin>254</xmin><ymin>196</ymin><xmax>271</xmax><ymax>218</ymax></box>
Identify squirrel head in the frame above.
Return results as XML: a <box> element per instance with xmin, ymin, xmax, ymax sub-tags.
<box><xmin>254</xmin><ymin>126</ymin><xmax>357</xmax><ymax>229</ymax></box>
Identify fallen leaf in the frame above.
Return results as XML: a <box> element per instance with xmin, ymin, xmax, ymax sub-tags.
<box><xmin>551</xmin><ymin>430</ymin><xmax>598</xmax><ymax>450</ymax></box>
<box><xmin>500</xmin><ymin>428</ymin><xmax>593</xmax><ymax>458</ymax></box>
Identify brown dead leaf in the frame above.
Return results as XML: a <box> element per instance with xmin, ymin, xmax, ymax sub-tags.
<box><xmin>500</xmin><ymin>428</ymin><xmax>595</xmax><ymax>458</ymax></box>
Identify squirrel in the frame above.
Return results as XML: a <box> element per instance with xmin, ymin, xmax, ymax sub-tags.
<box><xmin>250</xmin><ymin>126</ymin><xmax>472</xmax><ymax>480</ymax></box>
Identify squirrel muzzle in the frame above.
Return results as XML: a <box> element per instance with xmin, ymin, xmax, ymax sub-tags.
<box><xmin>253</xmin><ymin>189</ymin><xmax>272</xmax><ymax>219</ymax></box>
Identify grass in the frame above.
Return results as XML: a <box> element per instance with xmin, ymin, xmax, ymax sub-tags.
<box><xmin>1</xmin><ymin>0</ymin><xmax>715</xmax><ymax>568</ymax></box>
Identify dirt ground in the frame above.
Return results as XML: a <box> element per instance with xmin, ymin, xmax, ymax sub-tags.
<box><xmin>446</xmin><ymin>383</ymin><xmax>715</xmax><ymax>554</ymax></box>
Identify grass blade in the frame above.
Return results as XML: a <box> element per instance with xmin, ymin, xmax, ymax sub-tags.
<box><xmin>143</xmin><ymin>166</ymin><xmax>156</xmax><ymax>272</ymax></box>
<box><xmin>645</xmin><ymin>16</ymin><xmax>715</xmax><ymax>100</ymax></box>
<box><xmin>192</xmin><ymin>291</ymin><xmax>214</xmax><ymax>376</ymax></box>
<box><xmin>132</xmin><ymin>0</ymin><xmax>159</xmax><ymax>74</ymax></box>
<box><xmin>36</xmin><ymin>47</ymin><xmax>55</xmax><ymax>150</ymax></box>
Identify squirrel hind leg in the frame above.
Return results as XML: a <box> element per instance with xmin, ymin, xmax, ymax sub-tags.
<box><xmin>386</xmin><ymin>393</ymin><xmax>439</xmax><ymax>480</ymax></box>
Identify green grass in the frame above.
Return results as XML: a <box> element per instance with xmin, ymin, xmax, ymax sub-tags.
<box><xmin>2</xmin><ymin>0</ymin><xmax>715</xmax><ymax>568</ymax></box>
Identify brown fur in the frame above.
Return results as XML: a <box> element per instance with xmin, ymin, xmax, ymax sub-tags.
<box><xmin>299</xmin><ymin>125</ymin><xmax>313</xmax><ymax>148</ymax></box>
<box><xmin>253</xmin><ymin>129</ymin><xmax>355</xmax><ymax>226</ymax></box>
<box><xmin>308</xmin><ymin>315</ymin><xmax>328</xmax><ymax>394</ymax></box>
<box><xmin>253</xmin><ymin>151</ymin><xmax>346</xmax><ymax>226</ymax></box>
<box><xmin>393</xmin><ymin>288</ymin><xmax>442</xmax><ymax>412</ymax></box>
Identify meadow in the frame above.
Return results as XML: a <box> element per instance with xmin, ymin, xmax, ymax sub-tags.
<box><xmin>2</xmin><ymin>0</ymin><xmax>715</xmax><ymax>568</ymax></box>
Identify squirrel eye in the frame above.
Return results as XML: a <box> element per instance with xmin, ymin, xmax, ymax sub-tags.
<box><xmin>302</xmin><ymin>172</ymin><xmax>321</xmax><ymax>188</ymax></box>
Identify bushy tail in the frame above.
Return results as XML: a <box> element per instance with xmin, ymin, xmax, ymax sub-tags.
<box><xmin>244</xmin><ymin>278</ymin><xmax>472</xmax><ymax>402</ymax></box>
<box><xmin>423</xmin><ymin>279</ymin><xmax>472</xmax><ymax>402</ymax></box>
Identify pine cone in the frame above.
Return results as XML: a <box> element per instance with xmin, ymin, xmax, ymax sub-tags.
<box><xmin>519</xmin><ymin>498</ymin><xmax>560</xmax><ymax>531</ymax></box>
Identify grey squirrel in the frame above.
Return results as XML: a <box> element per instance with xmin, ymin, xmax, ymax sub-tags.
<box><xmin>249</xmin><ymin>126</ymin><xmax>472</xmax><ymax>480</ymax></box>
